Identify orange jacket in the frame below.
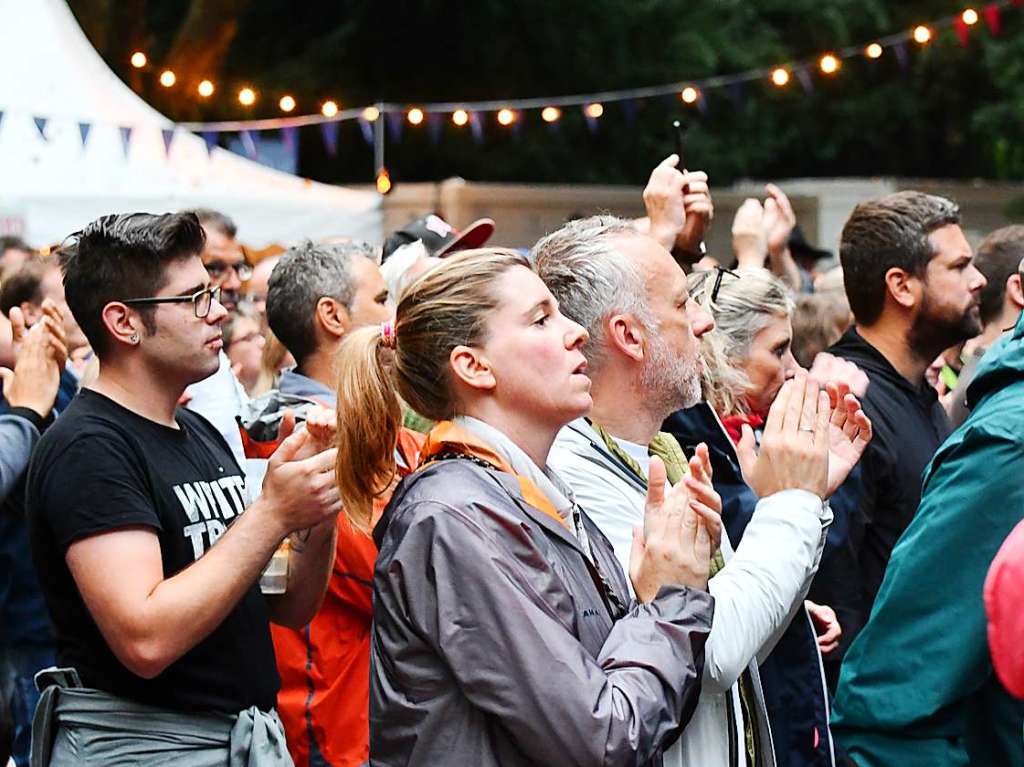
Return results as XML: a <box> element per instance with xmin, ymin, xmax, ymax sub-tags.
<box><xmin>272</xmin><ymin>429</ymin><xmax>423</xmax><ymax>767</ymax></box>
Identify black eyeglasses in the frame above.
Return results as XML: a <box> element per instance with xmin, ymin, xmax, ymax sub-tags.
<box><xmin>710</xmin><ymin>266</ymin><xmax>741</xmax><ymax>303</ymax></box>
<box><xmin>205</xmin><ymin>261</ymin><xmax>254</xmax><ymax>281</ymax></box>
<box><xmin>121</xmin><ymin>286</ymin><xmax>222</xmax><ymax>318</ymax></box>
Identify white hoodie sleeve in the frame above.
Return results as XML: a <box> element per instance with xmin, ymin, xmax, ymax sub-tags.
<box><xmin>702</xmin><ymin>489</ymin><xmax>831</xmax><ymax>693</ymax></box>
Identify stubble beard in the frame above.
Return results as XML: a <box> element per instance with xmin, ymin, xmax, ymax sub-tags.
<box><xmin>641</xmin><ymin>333</ymin><xmax>703</xmax><ymax>419</ymax></box>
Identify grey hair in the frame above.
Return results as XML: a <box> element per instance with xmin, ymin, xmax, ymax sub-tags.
<box><xmin>531</xmin><ymin>215</ymin><xmax>655</xmax><ymax>371</ymax></box>
<box><xmin>380</xmin><ymin>240</ymin><xmax>439</xmax><ymax>304</ymax></box>
<box><xmin>266</xmin><ymin>239</ymin><xmax>377</xmax><ymax>364</ymax></box>
<box><xmin>689</xmin><ymin>267</ymin><xmax>794</xmax><ymax>416</ymax></box>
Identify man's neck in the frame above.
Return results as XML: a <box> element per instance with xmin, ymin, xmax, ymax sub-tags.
<box><xmin>90</xmin><ymin>362</ymin><xmax>183</xmax><ymax>428</ymax></box>
<box><xmin>855</xmin><ymin>320</ymin><xmax>934</xmax><ymax>387</ymax></box>
<box><xmin>295</xmin><ymin>348</ymin><xmax>337</xmax><ymax>392</ymax></box>
<box><xmin>978</xmin><ymin>306</ymin><xmax>1022</xmax><ymax>349</ymax></box>
<box><xmin>587</xmin><ymin>374</ymin><xmax>663</xmax><ymax>445</ymax></box>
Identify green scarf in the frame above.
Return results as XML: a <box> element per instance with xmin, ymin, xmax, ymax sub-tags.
<box><xmin>589</xmin><ymin>420</ymin><xmax>761</xmax><ymax>766</ymax></box>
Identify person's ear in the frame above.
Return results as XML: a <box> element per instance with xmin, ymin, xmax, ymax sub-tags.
<box><xmin>315</xmin><ymin>296</ymin><xmax>350</xmax><ymax>341</ymax></box>
<box><xmin>18</xmin><ymin>301</ymin><xmax>41</xmax><ymax>327</ymax></box>
<box><xmin>101</xmin><ymin>302</ymin><xmax>143</xmax><ymax>348</ymax></box>
<box><xmin>607</xmin><ymin>313</ymin><xmax>646</xmax><ymax>363</ymax></box>
<box><xmin>884</xmin><ymin>267</ymin><xmax>920</xmax><ymax>311</ymax></box>
<box><xmin>1007</xmin><ymin>272</ymin><xmax>1024</xmax><ymax>311</ymax></box>
<box><xmin>449</xmin><ymin>345</ymin><xmax>496</xmax><ymax>393</ymax></box>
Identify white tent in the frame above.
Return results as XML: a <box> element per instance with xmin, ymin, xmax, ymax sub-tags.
<box><xmin>0</xmin><ymin>0</ymin><xmax>381</xmax><ymax>247</ymax></box>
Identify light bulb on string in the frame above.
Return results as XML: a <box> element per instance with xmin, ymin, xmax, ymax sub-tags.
<box><xmin>819</xmin><ymin>54</ymin><xmax>840</xmax><ymax>74</ymax></box>
<box><xmin>865</xmin><ymin>43</ymin><xmax>884</xmax><ymax>59</ymax></box>
<box><xmin>279</xmin><ymin>95</ymin><xmax>296</xmax><ymax>112</ymax></box>
<box><xmin>376</xmin><ymin>168</ymin><xmax>392</xmax><ymax>195</ymax></box>
<box><xmin>362</xmin><ymin>106</ymin><xmax>380</xmax><ymax>122</ymax></box>
<box><xmin>771</xmin><ymin>67</ymin><xmax>790</xmax><ymax>87</ymax></box>
<box><xmin>159</xmin><ymin>70</ymin><xmax>176</xmax><ymax>87</ymax></box>
<box><xmin>321</xmin><ymin>100</ymin><xmax>339</xmax><ymax>118</ymax></box>
<box><xmin>541</xmin><ymin>106</ymin><xmax>561</xmax><ymax>123</ymax></box>
<box><xmin>197</xmin><ymin>80</ymin><xmax>215</xmax><ymax>98</ymax></box>
<box><xmin>238</xmin><ymin>87</ymin><xmax>256</xmax><ymax>106</ymax></box>
<box><xmin>408</xmin><ymin>108</ymin><xmax>425</xmax><ymax>125</ymax></box>
<box><xmin>452</xmin><ymin>109</ymin><xmax>469</xmax><ymax>126</ymax></box>
<box><xmin>962</xmin><ymin>8</ymin><xmax>979</xmax><ymax>25</ymax></box>
<box><xmin>681</xmin><ymin>87</ymin><xmax>699</xmax><ymax>104</ymax></box>
<box><xmin>584</xmin><ymin>103</ymin><xmax>604</xmax><ymax>119</ymax></box>
<box><xmin>913</xmin><ymin>25</ymin><xmax>932</xmax><ymax>44</ymax></box>
<box><xmin>497</xmin><ymin>108</ymin><xmax>516</xmax><ymax>126</ymax></box>
<box><xmin>130</xmin><ymin>51</ymin><xmax>147</xmax><ymax>69</ymax></box>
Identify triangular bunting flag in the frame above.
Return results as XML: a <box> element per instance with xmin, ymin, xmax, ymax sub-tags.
<box><xmin>428</xmin><ymin>113</ymin><xmax>443</xmax><ymax>145</ymax></box>
<box><xmin>953</xmin><ymin>16</ymin><xmax>971</xmax><ymax>46</ymax></box>
<box><xmin>726</xmin><ymin>83</ymin><xmax>744</xmax><ymax>113</ymax></box>
<box><xmin>239</xmin><ymin>129</ymin><xmax>260</xmax><ymax>160</ymax></box>
<box><xmin>119</xmin><ymin>126</ymin><xmax>133</xmax><ymax>159</ymax></box>
<box><xmin>33</xmin><ymin>117</ymin><xmax>48</xmax><ymax>141</ymax></box>
<box><xmin>984</xmin><ymin>3</ymin><xmax>1001</xmax><ymax>35</ymax></box>
<box><xmin>161</xmin><ymin>128</ymin><xmax>175</xmax><ymax>157</ymax></box>
<box><xmin>796</xmin><ymin>66</ymin><xmax>814</xmax><ymax>92</ymax></box>
<box><xmin>357</xmin><ymin>118</ymin><xmax>374</xmax><ymax>146</ymax></box>
<box><xmin>281</xmin><ymin>126</ymin><xmax>298</xmax><ymax>154</ymax></box>
<box><xmin>77</xmin><ymin>122</ymin><xmax>92</xmax><ymax>147</ymax></box>
<box><xmin>893</xmin><ymin>42</ymin><xmax>909</xmax><ymax>71</ymax></box>
<box><xmin>320</xmin><ymin>122</ymin><xmax>339</xmax><ymax>157</ymax></box>
<box><xmin>386</xmin><ymin>113</ymin><xmax>403</xmax><ymax>144</ymax></box>
<box><xmin>696</xmin><ymin>92</ymin><xmax>709</xmax><ymax>116</ymax></box>
<box><xmin>469</xmin><ymin>112</ymin><xmax>484</xmax><ymax>144</ymax></box>
<box><xmin>201</xmin><ymin>131</ymin><xmax>219</xmax><ymax>155</ymax></box>
<box><xmin>620</xmin><ymin>99</ymin><xmax>637</xmax><ymax>126</ymax></box>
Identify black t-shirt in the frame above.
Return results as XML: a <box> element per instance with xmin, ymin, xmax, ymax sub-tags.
<box><xmin>26</xmin><ymin>389</ymin><xmax>279</xmax><ymax>713</ymax></box>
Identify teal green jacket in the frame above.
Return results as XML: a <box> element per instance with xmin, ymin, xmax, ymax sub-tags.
<box><xmin>832</xmin><ymin>311</ymin><xmax>1024</xmax><ymax>767</ymax></box>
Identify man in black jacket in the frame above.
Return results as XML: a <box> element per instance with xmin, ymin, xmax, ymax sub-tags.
<box><xmin>816</xmin><ymin>191</ymin><xmax>986</xmax><ymax>679</ymax></box>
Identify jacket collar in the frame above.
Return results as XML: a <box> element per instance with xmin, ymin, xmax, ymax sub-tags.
<box><xmin>278</xmin><ymin>368</ymin><xmax>336</xmax><ymax>405</ymax></box>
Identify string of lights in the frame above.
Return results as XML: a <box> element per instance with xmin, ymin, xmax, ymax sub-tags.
<box><xmin>142</xmin><ymin>3</ymin><xmax>1014</xmax><ymax>132</ymax></box>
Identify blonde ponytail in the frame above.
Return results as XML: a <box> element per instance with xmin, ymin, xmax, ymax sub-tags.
<box><xmin>334</xmin><ymin>325</ymin><xmax>403</xmax><ymax>533</ymax></box>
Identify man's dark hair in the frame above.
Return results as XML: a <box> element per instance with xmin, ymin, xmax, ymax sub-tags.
<box><xmin>0</xmin><ymin>258</ymin><xmax>54</xmax><ymax>316</ymax></box>
<box><xmin>840</xmin><ymin>191</ymin><xmax>961</xmax><ymax>325</ymax></box>
<box><xmin>60</xmin><ymin>212</ymin><xmax>206</xmax><ymax>358</ymax></box>
<box><xmin>182</xmin><ymin>208</ymin><xmax>237</xmax><ymax>239</ymax></box>
<box><xmin>266</xmin><ymin>240</ymin><xmax>376</xmax><ymax>365</ymax></box>
<box><xmin>0</xmin><ymin>236</ymin><xmax>31</xmax><ymax>257</ymax></box>
<box><xmin>973</xmin><ymin>225</ymin><xmax>1024</xmax><ymax>326</ymax></box>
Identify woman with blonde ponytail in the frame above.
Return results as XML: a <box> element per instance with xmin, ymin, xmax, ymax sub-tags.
<box><xmin>334</xmin><ymin>247</ymin><xmax>719</xmax><ymax>766</ymax></box>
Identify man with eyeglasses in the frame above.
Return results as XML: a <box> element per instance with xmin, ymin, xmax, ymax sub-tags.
<box><xmin>182</xmin><ymin>208</ymin><xmax>255</xmax><ymax>471</ymax></box>
<box><xmin>25</xmin><ymin>212</ymin><xmax>341</xmax><ymax>765</ymax></box>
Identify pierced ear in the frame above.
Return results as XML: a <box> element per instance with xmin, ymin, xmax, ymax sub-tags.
<box><xmin>607</xmin><ymin>313</ymin><xmax>646</xmax><ymax>363</ymax></box>
<box><xmin>449</xmin><ymin>345</ymin><xmax>496</xmax><ymax>393</ymax></box>
<box><xmin>884</xmin><ymin>267</ymin><xmax>919</xmax><ymax>310</ymax></box>
<box><xmin>316</xmin><ymin>297</ymin><xmax>350</xmax><ymax>340</ymax></box>
<box><xmin>101</xmin><ymin>302</ymin><xmax>142</xmax><ymax>349</ymax></box>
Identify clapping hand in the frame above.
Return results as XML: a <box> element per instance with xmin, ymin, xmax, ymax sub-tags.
<box><xmin>629</xmin><ymin>456</ymin><xmax>721</xmax><ymax>601</ymax></box>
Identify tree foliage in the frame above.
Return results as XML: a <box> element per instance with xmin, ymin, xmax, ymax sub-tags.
<box><xmin>68</xmin><ymin>0</ymin><xmax>1024</xmax><ymax>185</ymax></box>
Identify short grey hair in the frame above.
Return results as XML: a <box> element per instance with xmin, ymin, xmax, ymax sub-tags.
<box><xmin>266</xmin><ymin>239</ymin><xmax>377</xmax><ymax>364</ymax></box>
<box><xmin>531</xmin><ymin>215</ymin><xmax>654</xmax><ymax>371</ymax></box>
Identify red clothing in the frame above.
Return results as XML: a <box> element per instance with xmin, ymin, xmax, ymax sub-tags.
<box><xmin>985</xmin><ymin>517</ymin><xmax>1024</xmax><ymax>699</ymax></box>
<box><xmin>272</xmin><ymin>429</ymin><xmax>424</xmax><ymax>767</ymax></box>
<box><xmin>719</xmin><ymin>411</ymin><xmax>766</xmax><ymax>446</ymax></box>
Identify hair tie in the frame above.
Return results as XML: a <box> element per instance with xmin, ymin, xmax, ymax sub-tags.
<box><xmin>380</xmin><ymin>321</ymin><xmax>396</xmax><ymax>349</ymax></box>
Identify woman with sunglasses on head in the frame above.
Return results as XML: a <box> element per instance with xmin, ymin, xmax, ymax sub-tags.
<box><xmin>334</xmin><ymin>248</ymin><xmax>719</xmax><ymax>767</ymax></box>
<box><xmin>663</xmin><ymin>267</ymin><xmax>872</xmax><ymax>767</ymax></box>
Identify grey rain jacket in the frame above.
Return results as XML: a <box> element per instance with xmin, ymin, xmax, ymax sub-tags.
<box><xmin>370</xmin><ymin>457</ymin><xmax>715</xmax><ymax>767</ymax></box>
<box><xmin>0</xmin><ymin>410</ymin><xmax>43</xmax><ymax>499</ymax></box>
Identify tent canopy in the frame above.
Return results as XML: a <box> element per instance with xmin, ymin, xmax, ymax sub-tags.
<box><xmin>0</xmin><ymin>0</ymin><xmax>380</xmax><ymax>247</ymax></box>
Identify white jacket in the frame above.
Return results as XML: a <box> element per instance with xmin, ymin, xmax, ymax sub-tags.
<box><xmin>548</xmin><ymin>419</ymin><xmax>832</xmax><ymax>767</ymax></box>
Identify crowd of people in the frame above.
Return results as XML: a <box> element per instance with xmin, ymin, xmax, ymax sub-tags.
<box><xmin>0</xmin><ymin>152</ymin><xmax>1023</xmax><ymax>767</ymax></box>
